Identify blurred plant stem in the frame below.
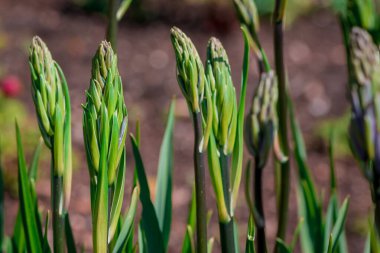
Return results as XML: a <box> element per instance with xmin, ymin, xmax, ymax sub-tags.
<box><xmin>273</xmin><ymin>0</ymin><xmax>290</xmax><ymax>248</ymax></box>
<box><xmin>254</xmin><ymin>160</ymin><xmax>267</xmax><ymax>253</ymax></box>
<box><xmin>192</xmin><ymin>112</ymin><xmax>207</xmax><ymax>253</ymax></box>
<box><xmin>107</xmin><ymin>0</ymin><xmax>118</xmax><ymax>51</ymax></box>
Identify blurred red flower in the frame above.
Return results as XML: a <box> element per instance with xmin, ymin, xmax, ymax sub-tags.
<box><xmin>0</xmin><ymin>75</ymin><xmax>22</xmax><ymax>97</ymax></box>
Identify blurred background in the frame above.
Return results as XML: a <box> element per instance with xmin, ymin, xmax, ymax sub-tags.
<box><xmin>0</xmin><ymin>0</ymin><xmax>371</xmax><ymax>251</ymax></box>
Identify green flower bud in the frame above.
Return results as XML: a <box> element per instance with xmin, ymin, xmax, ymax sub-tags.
<box><xmin>29</xmin><ymin>36</ymin><xmax>65</xmax><ymax>149</ymax></box>
<box><xmin>244</xmin><ymin>71</ymin><xmax>285</xmax><ymax>168</ymax></box>
<box><xmin>171</xmin><ymin>27</ymin><xmax>205</xmax><ymax>113</ymax></box>
<box><xmin>233</xmin><ymin>0</ymin><xmax>259</xmax><ymax>34</ymax></box>
<box><xmin>206</xmin><ymin>38</ymin><xmax>237</xmax><ymax>155</ymax></box>
<box><xmin>83</xmin><ymin>41</ymin><xmax>128</xmax><ymax>186</ymax></box>
<box><xmin>29</xmin><ymin>36</ymin><xmax>72</xmax><ymax>208</ymax></box>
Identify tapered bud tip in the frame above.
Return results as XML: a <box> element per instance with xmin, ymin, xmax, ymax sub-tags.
<box><xmin>208</xmin><ymin>37</ymin><xmax>222</xmax><ymax>49</ymax></box>
<box><xmin>170</xmin><ymin>26</ymin><xmax>197</xmax><ymax>55</ymax></box>
<box><xmin>170</xmin><ymin>26</ymin><xmax>181</xmax><ymax>36</ymax></box>
<box><xmin>31</xmin><ymin>36</ymin><xmax>46</xmax><ymax>50</ymax></box>
<box><xmin>207</xmin><ymin>37</ymin><xmax>229</xmax><ymax>62</ymax></box>
<box><xmin>29</xmin><ymin>36</ymin><xmax>53</xmax><ymax>72</ymax></box>
<box><xmin>170</xmin><ymin>27</ymin><xmax>187</xmax><ymax>41</ymax></box>
<box><xmin>98</xmin><ymin>40</ymin><xmax>113</xmax><ymax>56</ymax></box>
<box><xmin>95</xmin><ymin>40</ymin><xmax>115</xmax><ymax>64</ymax></box>
<box><xmin>171</xmin><ymin>26</ymin><xmax>204</xmax><ymax>113</ymax></box>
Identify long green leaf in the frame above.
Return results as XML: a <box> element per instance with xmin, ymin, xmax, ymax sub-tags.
<box><xmin>116</xmin><ymin>0</ymin><xmax>133</xmax><ymax>21</ymax></box>
<box><xmin>15</xmin><ymin>122</ymin><xmax>42</xmax><ymax>253</ymax></box>
<box><xmin>42</xmin><ymin>212</ymin><xmax>51</xmax><ymax>253</ymax></box>
<box><xmin>12</xmin><ymin>212</ymin><xmax>25</xmax><ymax>253</ymax></box>
<box><xmin>112</xmin><ymin>186</ymin><xmax>139</xmax><ymax>253</ymax></box>
<box><xmin>109</xmin><ymin>151</ymin><xmax>126</xmax><ymax>243</ymax></box>
<box><xmin>130</xmin><ymin>135</ymin><xmax>165</xmax><ymax>253</ymax></box>
<box><xmin>231</xmin><ymin>26</ymin><xmax>250</xmax><ymax>211</ymax></box>
<box><xmin>29</xmin><ymin>138</ymin><xmax>43</xmax><ymax>182</ymax></box>
<box><xmin>330</xmin><ymin>198</ymin><xmax>350</xmax><ymax>253</ymax></box>
<box><xmin>207</xmin><ymin>238</ymin><xmax>214</xmax><ymax>253</ymax></box>
<box><xmin>275</xmin><ymin>239</ymin><xmax>291</xmax><ymax>253</ymax></box>
<box><xmin>245</xmin><ymin>215</ymin><xmax>255</xmax><ymax>253</ymax></box>
<box><xmin>12</xmin><ymin>139</ymin><xmax>44</xmax><ymax>253</ymax></box>
<box><xmin>328</xmin><ymin>134</ymin><xmax>348</xmax><ymax>253</ymax></box>
<box><xmin>3</xmin><ymin>237</ymin><xmax>13</xmax><ymax>253</ymax></box>
<box><xmin>155</xmin><ymin>100</ymin><xmax>175</xmax><ymax>249</ymax></box>
<box><xmin>93</xmin><ymin>106</ymin><xmax>109</xmax><ymax>253</ymax></box>
<box><xmin>182</xmin><ymin>186</ymin><xmax>196</xmax><ymax>253</ymax></box>
<box><xmin>65</xmin><ymin>213</ymin><xmax>77</xmax><ymax>253</ymax></box>
<box><xmin>289</xmin><ymin>97</ymin><xmax>324</xmax><ymax>252</ymax></box>
<box><xmin>233</xmin><ymin>218</ymin><xmax>240</xmax><ymax>253</ymax></box>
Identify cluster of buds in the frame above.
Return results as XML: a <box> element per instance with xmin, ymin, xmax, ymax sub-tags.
<box><xmin>171</xmin><ymin>27</ymin><xmax>212</xmax><ymax>151</ymax></box>
<box><xmin>171</xmin><ymin>27</ymin><xmax>205</xmax><ymax>114</ymax></box>
<box><xmin>83</xmin><ymin>41</ymin><xmax>128</xmax><ymax>186</ymax></box>
<box><xmin>206</xmin><ymin>38</ymin><xmax>238</xmax><ymax>155</ymax></box>
<box><xmin>205</xmin><ymin>38</ymin><xmax>239</xmax><ymax>223</ymax></box>
<box><xmin>244</xmin><ymin>71</ymin><xmax>285</xmax><ymax>168</ymax></box>
<box><xmin>83</xmin><ymin>41</ymin><xmax>128</xmax><ymax>248</ymax></box>
<box><xmin>29</xmin><ymin>36</ymin><xmax>72</xmax><ymax>208</ymax></box>
<box><xmin>349</xmin><ymin>27</ymin><xmax>380</xmax><ymax>186</ymax></box>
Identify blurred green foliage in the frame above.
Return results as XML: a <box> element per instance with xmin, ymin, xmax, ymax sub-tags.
<box><xmin>0</xmin><ymin>95</ymin><xmax>42</xmax><ymax>195</ymax></box>
<box><xmin>73</xmin><ymin>0</ymin><xmax>317</xmax><ymax>25</ymax></box>
<box><xmin>315</xmin><ymin>112</ymin><xmax>351</xmax><ymax>158</ymax></box>
<box><xmin>256</xmin><ymin>0</ymin><xmax>315</xmax><ymax>25</ymax></box>
<box><xmin>0</xmin><ymin>96</ymin><xmax>40</xmax><ymax>160</ymax></box>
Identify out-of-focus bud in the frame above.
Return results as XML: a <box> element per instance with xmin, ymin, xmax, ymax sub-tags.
<box><xmin>206</xmin><ymin>38</ymin><xmax>237</xmax><ymax>155</ymax></box>
<box><xmin>233</xmin><ymin>0</ymin><xmax>259</xmax><ymax>34</ymax></box>
<box><xmin>349</xmin><ymin>27</ymin><xmax>380</xmax><ymax>164</ymax></box>
<box><xmin>171</xmin><ymin>27</ymin><xmax>205</xmax><ymax>113</ymax></box>
<box><xmin>0</xmin><ymin>76</ymin><xmax>22</xmax><ymax>97</ymax></box>
<box><xmin>244</xmin><ymin>71</ymin><xmax>286</xmax><ymax>168</ymax></box>
<box><xmin>83</xmin><ymin>41</ymin><xmax>128</xmax><ymax>186</ymax></box>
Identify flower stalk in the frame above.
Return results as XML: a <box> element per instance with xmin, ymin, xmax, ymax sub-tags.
<box><xmin>273</xmin><ymin>0</ymin><xmax>291</xmax><ymax>246</ymax></box>
<box><xmin>107</xmin><ymin>0</ymin><xmax>118</xmax><ymax>51</ymax></box>
<box><xmin>171</xmin><ymin>27</ymin><xmax>211</xmax><ymax>253</ymax></box>
<box><xmin>245</xmin><ymin>70</ymin><xmax>285</xmax><ymax>252</ymax></box>
<box><xmin>348</xmin><ymin>27</ymin><xmax>380</xmax><ymax>233</ymax></box>
<box><xmin>29</xmin><ymin>36</ymin><xmax>72</xmax><ymax>253</ymax></box>
<box><xmin>254</xmin><ymin>159</ymin><xmax>266</xmax><ymax>253</ymax></box>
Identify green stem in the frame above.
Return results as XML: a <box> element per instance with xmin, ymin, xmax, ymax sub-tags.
<box><xmin>273</xmin><ymin>0</ymin><xmax>290</xmax><ymax>247</ymax></box>
<box><xmin>106</xmin><ymin>0</ymin><xmax>118</xmax><ymax>51</ymax></box>
<box><xmin>375</xmin><ymin>201</ymin><xmax>380</xmax><ymax>235</ymax></box>
<box><xmin>192</xmin><ymin>112</ymin><xmax>207</xmax><ymax>253</ymax></box>
<box><xmin>373</xmin><ymin>164</ymin><xmax>380</xmax><ymax>234</ymax></box>
<box><xmin>219</xmin><ymin>152</ymin><xmax>236</xmax><ymax>253</ymax></box>
<box><xmin>254</xmin><ymin>160</ymin><xmax>267</xmax><ymax>253</ymax></box>
<box><xmin>52</xmin><ymin>174</ymin><xmax>65</xmax><ymax>253</ymax></box>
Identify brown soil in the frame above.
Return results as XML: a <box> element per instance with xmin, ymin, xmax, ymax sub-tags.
<box><xmin>0</xmin><ymin>0</ymin><xmax>372</xmax><ymax>252</ymax></box>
